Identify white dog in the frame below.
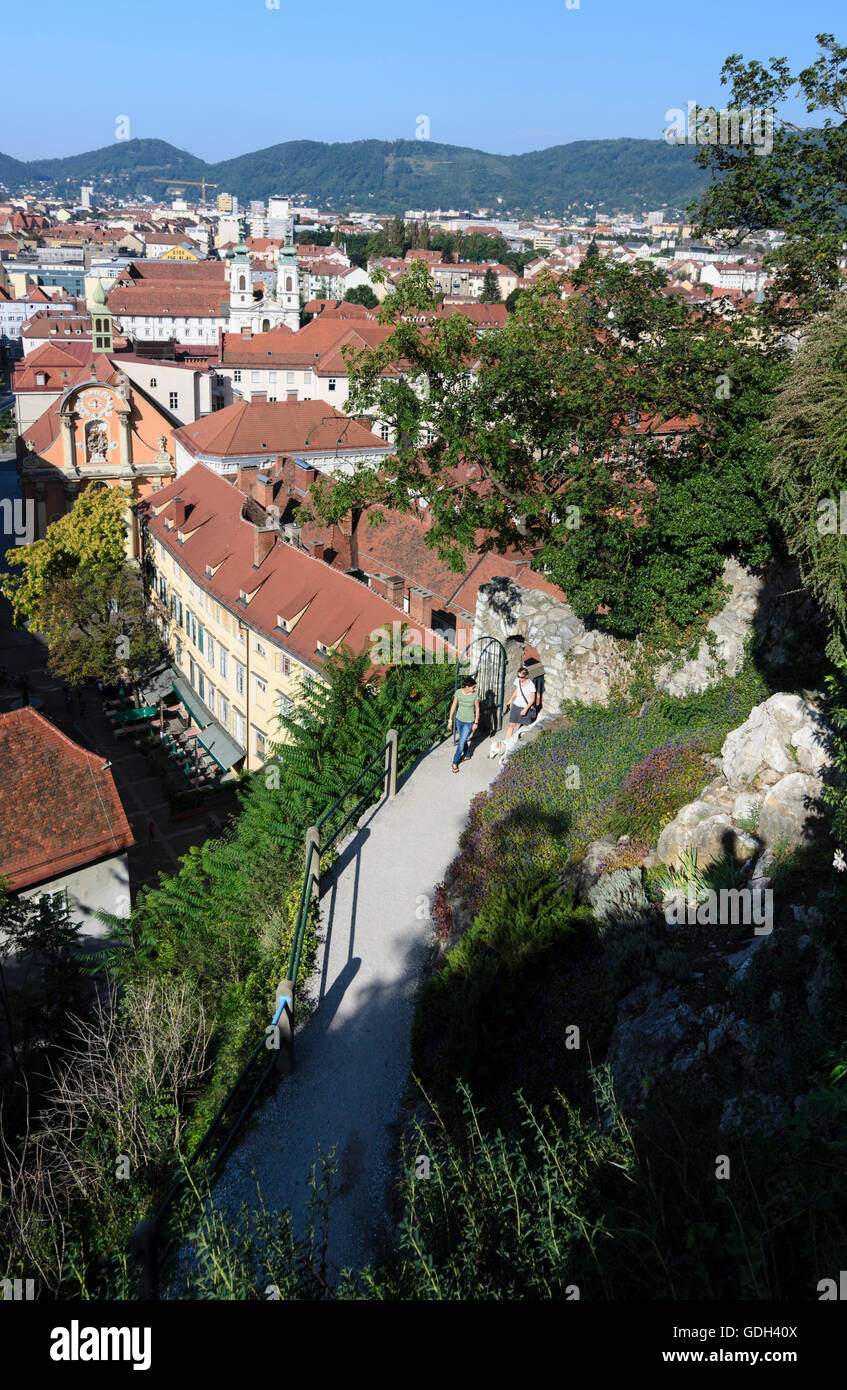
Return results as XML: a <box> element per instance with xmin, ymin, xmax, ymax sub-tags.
<box><xmin>488</xmin><ymin>735</ymin><xmax>518</xmax><ymax>761</ymax></box>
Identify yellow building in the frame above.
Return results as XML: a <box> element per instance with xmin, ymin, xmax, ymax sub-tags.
<box><xmin>140</xmin><ymin>462</ymin><xmax>428</xmax><ymax>773</ymax></box>
<box><xmin>160</xmin><ymin>244</ymin><xmax>201</xmax><ymax>261</ymax></box>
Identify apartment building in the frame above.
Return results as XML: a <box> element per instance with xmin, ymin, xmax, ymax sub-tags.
<box><xmin>140</xmin><ymin>464</ymin><xmax>441</xmax><ymax>772</ymax></box>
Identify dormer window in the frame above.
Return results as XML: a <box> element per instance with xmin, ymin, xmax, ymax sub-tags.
<box><xmin>36</xmin><ymin>373</ymin><xmax>46</xmax><ymax>385</ymax></box>
<box><xmin>276</xmin><ymin>615</ymin><xmax>290</xmax><ymax>633</ymax></box>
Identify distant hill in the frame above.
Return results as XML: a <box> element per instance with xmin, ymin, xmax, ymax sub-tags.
<box><xmin>0</xmin><ymin>136</ymin><xmax>708</xmax><ymax>215</ymax></box>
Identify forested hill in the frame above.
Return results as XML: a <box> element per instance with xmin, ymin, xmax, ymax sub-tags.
<box><xmin>1</xmin><ymin>136</ymin><xmax>707</xmax><ymax>214</ymax></box>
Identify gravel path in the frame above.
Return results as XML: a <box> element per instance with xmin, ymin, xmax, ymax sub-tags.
<box><xmin>212</xmin><ymin>719</ymin><xmax>548</xmax><ymax>1279</ymax></box>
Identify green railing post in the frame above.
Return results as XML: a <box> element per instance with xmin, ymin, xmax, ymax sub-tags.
<box><xmin>305</xmin><ymin>824</ymin><xmax>320</xmax><ymax>893</ymax></box>
<box><xmin>385</xmin><ymin>728</ymin><xmax>398</xmax><ymax>799</ymax></box>
<box><xmin>274</xmin><ymin>980</ymin><xmax>294</xmax><ymax>1076</ymax></box>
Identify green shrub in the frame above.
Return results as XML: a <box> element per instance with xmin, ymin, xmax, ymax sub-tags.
<box><xmin>450</xmin><ymin>663</ymin><xmax>772</xmax><ymax>920</ymax></box>
<box><xmin>412</xmin><ymin>878</ymin><xmax>596</xmax><ymax>1114</ymax></box>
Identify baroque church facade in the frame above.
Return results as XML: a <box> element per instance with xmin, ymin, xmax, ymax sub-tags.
<box><xmin>226</xmin><ymin>239</ymin><xmax>300</xmax><ymax>334</ymax></box>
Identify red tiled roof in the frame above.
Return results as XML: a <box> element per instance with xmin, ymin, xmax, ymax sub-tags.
<box><xmin>12</xmin><ymin>339</ymin><xmax>93</xmax><ymax>391</ymax></box>
<box><xmin>108</xmin><ymin>286</ymin><xmax>227</xmax><ymax>317</ymax></box>
<box><xmin>173</xmin><ymin>399</ymin><xmax>389</xmax><ymax>459</ymax></box>
<box><xmin>21</xmin><ymin>314</ymin><xmax>92</xmax><ymax>340</ymax></box>
<box><xmin>0</xmin><ymin>708</ymin><xmax>135</xmax><ymax>891</ymax></box>
<box><xmin>140</xmin><ymin>464</ymin><xmax>445</xmax><ymax>667</ymax></box>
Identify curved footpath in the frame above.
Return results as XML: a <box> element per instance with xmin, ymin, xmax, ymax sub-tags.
<box><xmin>213</xmin><ymin>720</ymin><xmax>548</xmax><ymax>1278</ymax></box>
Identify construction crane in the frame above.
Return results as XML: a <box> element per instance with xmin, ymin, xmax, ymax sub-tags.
<box><xmin>152</xmin><ymin>177</ymin><xmax>219</xmax><ymax>207</ymax></box>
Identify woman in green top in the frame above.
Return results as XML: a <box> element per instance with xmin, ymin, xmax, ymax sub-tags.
<box><xmin>447</xmin><ymin>676</ymin><xmax>480</xmax><ymax>773</ymax></box>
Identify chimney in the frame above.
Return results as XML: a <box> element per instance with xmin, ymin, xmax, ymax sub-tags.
<box><xmin>253</xmin><ymin>526</ymin><xmax>276</xmax><ymax>568</ymax></box>
<box><xmin>408</xmin><ymin>586</ymin><xmax>433</xmax><ymax>628</ymax></box>
<box><xmin>369</xmin><ymin>575</ymin><xmax>388</xmax><ymax>599</ymax></box>
<box><xmin>254</xmin><ymin>471</ymin><xmax>274</xmax><ymax>507</ymax></box>
<box><xmin>384</xmin><ymin>574</ymin><xmax>405</xmax><ymax>609</ymax></box>
<box><xmin>310</xmin><ymin>540</ymin><xmax>325</xmax><ymax>562</ymax></box>
<box><xmin>236</xmin><ymin>465</ymin><xmax>253</xmax><ymax>496</ymax></box>
<box><xmin>171</xmin><ymin>496</ymin><xmax>187</xmax><ymax>528</ymax></box>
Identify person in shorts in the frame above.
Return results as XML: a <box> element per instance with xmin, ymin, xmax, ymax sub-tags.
<box><xmin>506</xmin><ymin>667</ymin><xmax>539</xmax><ymax>745</ymax></box>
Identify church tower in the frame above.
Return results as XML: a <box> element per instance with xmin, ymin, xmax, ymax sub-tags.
<box><xmin>87</xmin><ymin>278</ymin><xmax>113</xmax><ymax>353</ymax></box>
<box><xmin>275</xmin><ymin>236</ymin><xmax>301</xmax><ymax>330</ymax></box>
<box><xmin>229</xmin><ymin>240</ymin><xmax>254</xmax><ymax>312</ymax></box>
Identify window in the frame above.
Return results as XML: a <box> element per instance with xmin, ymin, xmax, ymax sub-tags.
<box><xmin>328</xmin><ymin>378</ymin><xmax>336</xmax><ymax>391</ymax></box>
<box><xmin>254</xmin><ymin>676</ymin><xmax>267</xmax><ymax>707</ymax></box>
<box><xmin>287</xmin><ymin>371</ymin><xmax>295</xmax><ymax>383</ymax></box>
<box><xmin>254</xmin><ymin>728</ymin><xmax>266</xmax><ymax>760</ymax></box>
<box><xmin>189</xmin><ymin>657</ymin><xmax>196</xmax><ymax>686</ymax></box>
<box><xmin>175</xmin><ymin>636</ymin><xmax>183</xmax><ymax>665</ymax></box>
<box><xmin>274</xmin><ymin>651</ymin><xmax>291</xmax><ymax>677</ymax></box>
<box><xmin>233</xmin><ymin>370</ymin><xmax>242</xmax><ymax>383</ymax></box>
<box><xmin>234</xmin><ymin>659</ymin><xmax>246</xmax><ymax>696</ymax></box>
<box><xmin>255</xmin><ymin>639</ymin><xmax>266</xmax><ymax>658</ymax></box>
<box><xmin>197</xmin><ymin>670</ymin><xmax>205</xmax><ymax>702</ymax></box>
<box><xmin>150</xmin><ymin>377</ymin><xmax>157</xmax><ymax>388</ymax></box>
<box><xmin>379</xmin><ymin>423</ymin><xmax>390</xmax><ymax>442</ymax></box>
<box><xmin>196</xmin><ymin>623</ymin><xmax>204</xmax><ymax>655</ymax></box>
<box><xmin>234</xmin><ymin>710</ymin><xmax>246</xmax><ymax>745</ymax></box>
<box><xmin>207</xmin><ymin>634</ymin><xmax>215</xmax><ymax>665</ymax></box>
<box><xmin>268</xmin><ymin>371</ymin><xmax>277</xmax><ymax>382</ymax></box>
<box><xmin>169</xmin><ymin>391</ymin><xmax>179</xmax><ymax>410</ymax></box>
<box><xmin>276</xmin><ymin>692</ymin><xmax>293</xmax><ymax>718</ymax></box>
<box><xmin>251</xmin><ymin>371</ymin><xmax>260</xmax><ymax>383</ymax></box>
<box><xmin>218</xmin><ymin>647</ymin><xmax>228</xmax><ymax>679</ymax></box>
<box><xmin>218</xmin><ymin>692</ymin><xmax>229</xmax><ymax>725</ymax></box>
<box><xmin>207</xmin><ymin>680</ymin><xmax>215</xmax><ymax>709</ymax></box>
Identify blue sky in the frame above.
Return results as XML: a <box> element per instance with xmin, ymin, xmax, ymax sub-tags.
<box><xmin>4</xmin><ymin>0</ymin><xmax>843</xmax><ymax>161</ymax></box>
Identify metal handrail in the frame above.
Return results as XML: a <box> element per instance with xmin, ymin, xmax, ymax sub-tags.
<box><xmin>134</xmin><ymin>706</ymin><xmax>457</xmax><ymax>1292</ymax></box>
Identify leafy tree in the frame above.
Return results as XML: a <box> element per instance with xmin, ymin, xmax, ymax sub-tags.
<box><xmin>0</xmin><ymin>885</ymin><xmax>84</xmax><ymax>1074</ymax></box>
<box><xmin>385</xmin><ymin>215</ymin><xmax>407</xmax><ymax>258</ymax></box>
<box><xmin>504</xmin><ymin>287</ymin><xmax>525</xmax><ymax>314</ymax></box>
<box><xmin>2</xmin><ymin>485</ymin><xmax>129</xmax><ymax>625</ymax></box>
<box><xmin>308</xmin><ymin>258</ymin><xmax>780</xmax><ymax>637</ymax></box>
<box><xmin>479</xmin><ymin>268</ymin><xmax>501</xmax><ymax>303</ymax></box>
<box><xmin>343</xmin><ymin>285</ymin><xmax>379</xmax><ymax>310</ymax></box>
<box><xmin>1</xmin><ymin>486</ymin><xmax>163</xmax><ymax>684</ymax></box>
<box><xmin>41</xmin><ymin>563</ymin><xmax>165</xmax><ymax>687</ymax></box>
<box><xmin>585</xmin><ymin>238</ymin><xmax>600</xmax><ymax>263</ymax></box>
<box><xmin>692</xmin><ymin>32</ymin><xmax>847</xmax><ymax>326</ymax></box>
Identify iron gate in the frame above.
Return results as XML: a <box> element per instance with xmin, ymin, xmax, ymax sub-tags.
<box><xmin>454</xmin><ymin>635</ymin><xmax>507</xmax><ymax>740</ymax></box>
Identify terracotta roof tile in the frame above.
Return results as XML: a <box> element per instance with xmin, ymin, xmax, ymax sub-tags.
<box><xmin>0</xmin><ymin>708</ymin><xmax>135</xmax><ymax>891</ymax></box>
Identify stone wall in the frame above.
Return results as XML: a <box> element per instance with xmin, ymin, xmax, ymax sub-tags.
<box><xmin>474</xmin><ymin>559</ymin><xmax>825</xmax><ymax>711</ymax></box>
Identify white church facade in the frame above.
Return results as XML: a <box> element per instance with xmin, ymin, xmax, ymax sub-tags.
<box><xmin>226</xmin><ymin>240</ymin><xmax>300</xmax><ymax>335</ymax></box>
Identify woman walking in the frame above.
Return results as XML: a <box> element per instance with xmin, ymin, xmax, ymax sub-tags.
<box><xmin>447</xmin><ymin>676</ymin><xmax>480</xmax><ymax>773</ymax></box>
<box><xmin>505</xmin><ymin>666</ymin><xmax>539</xmax><ymax>748</ymax></box>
